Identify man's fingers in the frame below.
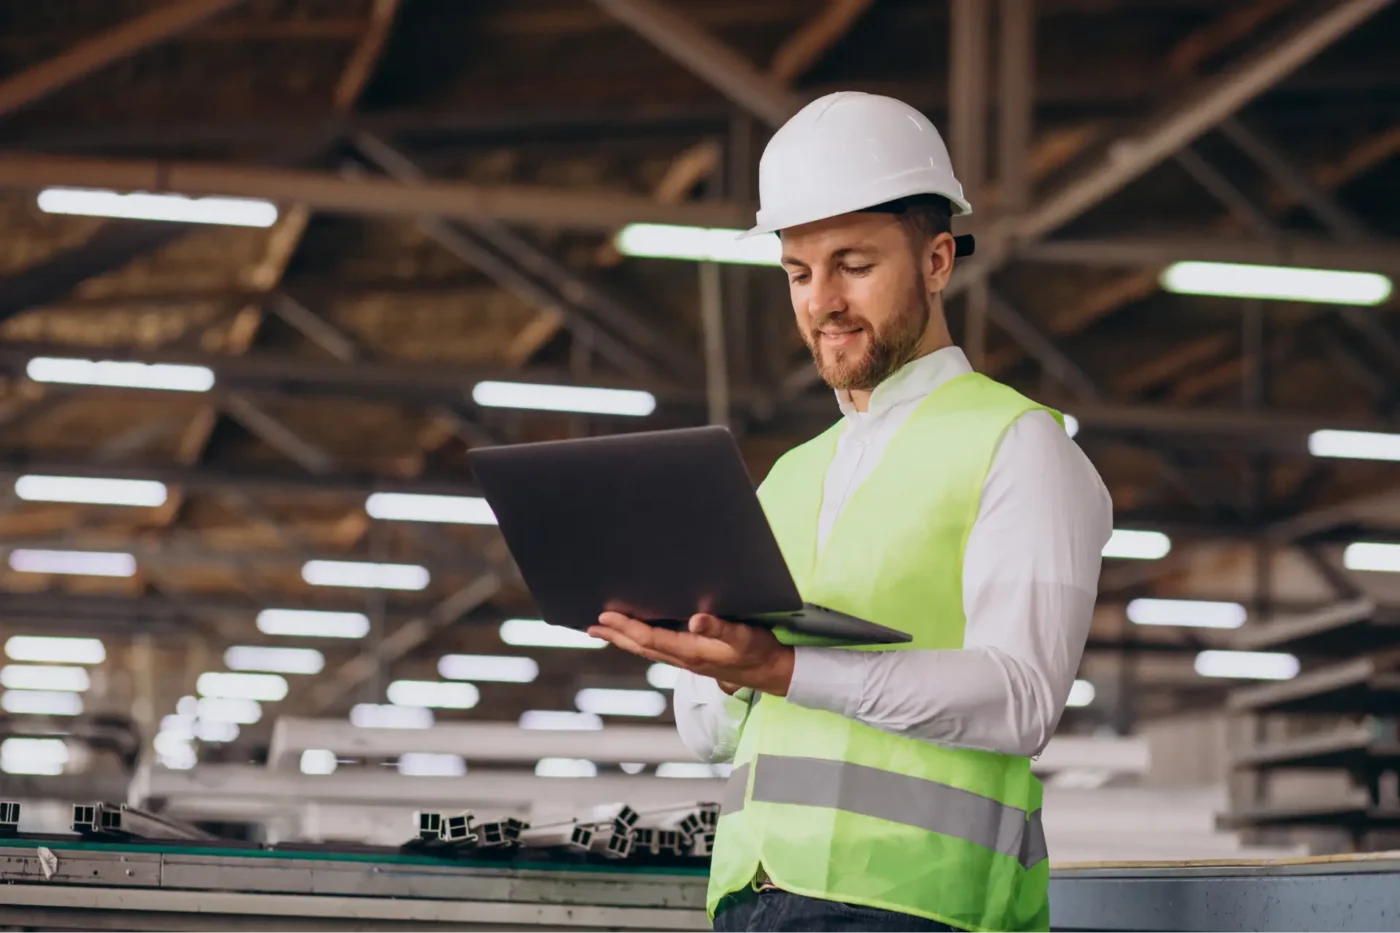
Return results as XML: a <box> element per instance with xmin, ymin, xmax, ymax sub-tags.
<box><xmin>688</xmin><ymin>613</ymin><xmax>727</xmax><ymax>637</ymax></box>
<box><xmin>588</xmin><ymin>626</ymin><xmax>672</xmax><ymax>665</ymax></box>
<box><xmin>596</xmin><ymin>613</ymin><xmax>734</xmax><ymax>664</ymax></box>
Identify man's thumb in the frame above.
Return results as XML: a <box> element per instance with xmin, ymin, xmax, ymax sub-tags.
<box><xmin>689</xmin><ymin>613</ymin><xmax>726</xmax><ymax>638</ymax></box>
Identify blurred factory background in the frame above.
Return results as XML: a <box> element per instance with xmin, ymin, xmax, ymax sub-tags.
<box><xmin>0</xmin><ymin>0</ymin><xmax>1396</xmax><ymax>864</ymax></box>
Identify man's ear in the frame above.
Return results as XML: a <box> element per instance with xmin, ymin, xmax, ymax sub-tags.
<box><xmin>922</xmin><ymin>232</ymin><xmax>957</xmax><ymax>293</ymax></box>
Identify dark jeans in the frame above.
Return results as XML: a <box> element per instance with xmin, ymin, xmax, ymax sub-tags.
<box><xmin>713</xmin><ymin>889</ymin><xmax>954</xmax><ymax>932</ymax></box>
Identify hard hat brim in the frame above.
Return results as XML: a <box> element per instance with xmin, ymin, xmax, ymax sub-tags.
<box><xmin>737</xmin><ymin>192</ymin><xmax>974</xmax><ymax>240</ymax></box>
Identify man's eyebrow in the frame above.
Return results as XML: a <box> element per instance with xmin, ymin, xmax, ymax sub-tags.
<box><xmin>780</xmin><ymin>247</ymin><xmax>876</xmax><ymax>267</ymax></box>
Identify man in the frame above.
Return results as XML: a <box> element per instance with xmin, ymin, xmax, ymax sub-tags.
<box><xmin>588</xmin><ymin>91</ymin><xmax>1111</xmax><ymax>933</ymax></box>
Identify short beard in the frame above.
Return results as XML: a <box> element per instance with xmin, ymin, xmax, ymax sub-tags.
<box><xmin>804</xmin><ymin>283</ymin><xmax>931</xmax><ymax>392</ymax></box>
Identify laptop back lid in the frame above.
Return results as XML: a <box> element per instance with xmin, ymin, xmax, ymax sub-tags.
<box><xmin>467</xmin><ymin>426</ymin><xmax>804</xmax><ymax>630</ymax></box>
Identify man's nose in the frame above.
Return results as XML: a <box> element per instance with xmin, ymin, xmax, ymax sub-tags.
<box><xmin>806</xmin><ymin>273</ymin><xmax>845</xmax><ymax>319</ymax></box>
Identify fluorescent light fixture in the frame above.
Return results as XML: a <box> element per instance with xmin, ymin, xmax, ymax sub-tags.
<box><xmin>256</xmin><ymin>608</ymin><xmax>370</xmax><ymax>639</ymax></box>
<box><xmin>0</xmin><ymin>665</ymin><xmax>90</xmax><ymax>692</ymax></box>
<box><xmin>615</xmin><ymin>223</ymin><xmax>779</xmax><ymax>266</ymax></box>
<box><xmin>196</xmin><ymin>697</ymin><xmax>262</xmax><ymax>724</ymax></box>
<box><xmin>1160</xmin><ymin>261</ymin><xmax>1392</xmax><ymax>306</ymax></box>
<box><xmin>15</xmin><ymin>475</ymin><xmax>167</xmax><ymax>507</ymax></box>
<box><xmin>472</xmin><ymin>381</ymin><xmax>656</xmax><ymax>417</ymax></box>
<box><xmin>301</xmin><ymin>560</ymin><xmax>429</xmax><ymax>591</ymax></box>
<box><xmin>575</xmin><ymin>687</ymin><xmax>667</xmax><ymax>717</ymax></box>
<box><xmin>2</xmin><ymin>689</ymin><xmax>83</xmax><ymax>716</ymax></box>
<box><xmin>1066</xmin><ymin>679</ymin><xmax>1096</xmax><ymax>708</ymax></box>
<box><xmin>196</xmin><ymin>671</ymin><xmax>288</xmax><ymax>702</ymax></box>
<box><xmin>1308</xmin><ymin>429</ymin><xmax>1400</xmax><ymax>462</ymax></box>
<box><xmin>1195</xmin><ymin>649</ymin><xmax>1299</xmax><ymax>681</ymax></box>
<box><xmin>196</xmin><ymin>720</ymin><xmax>239</xmax><ymax>743</ymax></box>
<box><xmin>535</xmin><ymin>757</ymin><xmax>598</xmax><ymax>778</ymax></box>
<box><xmin>1127</xmin><ymin>598</ymin><xmax>1247</xmax><ymax>629</ymax></box>
<box><xmin>647</xmin><ymin>663</ymin><xmax>681</xmax><ymax>690</ymax></box>
<box><xmin>365</xmin><ymin>492</ymin><xmax>496</xmax><ymax>525</ymax></box>
<box><xmin>27</xmin><ymin>356</ymin><xmax>215</xmax><ymax>392</ymax></box>
<box><xmin>223</xmin><ymin>645</ymin><xmax>324</xmax><ymax>675</ymax></box>
<box><xmin>8</xmin><ymin>548</ymin><xmax>136</xmax><ymax>577</ymax></box>
<box><xmin>38</xmin><ymin>187</ymin><xmax>278</xmax><ymax>227</ymax></box>
<box><xmin>438</xmin><ymin>654</ymin><xmax>539</xmax><ymax>683</ymax></box>
<box><xmin>398</xmin><ymin>752</ymin><xmax>467</xmax><ymax>777</ymax></box>
<box><xmin>176</xmin><ymin>695</ymin><xmax>197</xmax><ymax>717</ymax></box>
<box><xmin>5</xmin><ymin>635</ymin><xmax>105</xmax><ymax>665</ymax></box>
<box><xmin>1102</xmin><ymin>529</ymin><xmax>1172</xmax><ymax>560</ymax></box>
<box><xmin>300</xmin><ymin>749</ymin><xmax>337</xmax><ymax>775</ymax></box>
<box><xmin>500</xmin><ymin>618</ymin><xmax>605</xmax><ymax>649</ymax></box>
<box><xmin>155</xmin><ymin>733</ymin><xmax>197</xmax><ymax>770</ymax></box>
<box><xmin>1063</xmin><ymin>414</ymin><xmax>1079</xmax><ymax>438</ymax></box>
<box><xmin>387</xmin><ymin>679</ymin><xmax>480</xmax><ymax>710</ymax></box>
<box><xmin>1344</xmin><ymin>542</ymin><xmax>1400</xmax><ymax>573</ymax></box>
<box><xmin>620</xmin><ymin>762</ymin><xmax>646</xmax><ymax>774</ymax></box>
<box><xmin>350</xmin><ymin>703</ymin><xmax>434</xmax><ymax>729</ymax></box>
<box><xmin>519</xmin><ymin>710</ymin><xmax>603</xmax><ymax>731</ymax></box>
<box><xmin>2</xmin><ymin>737</ymin><xmax>69</xmax><ymax>775</ymax></box>
<box><xmin>657</xmin><ymin>761</ymin><xmax>732</xmax><ymax>779</ymax></box>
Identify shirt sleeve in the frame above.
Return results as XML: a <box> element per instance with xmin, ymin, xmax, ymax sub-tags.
<box><xmin>671</xmin><ymin>670</ymin><xmax>756</xmax><ymax>763</ymax></box>
<box><xmin>784</xmin><ymin>409</ymin><xmax>1112</xmax><ymax>757</ymax></box>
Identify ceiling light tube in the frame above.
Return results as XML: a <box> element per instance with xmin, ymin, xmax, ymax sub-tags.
<box><xmin>1066</xmin><ymin>679</ymin><xmax>1096</xmax><ymax>708</ymax></box>
<box><xmin>574</xmin><ymin>687</ymin><xmax>667</xmax><ymax>717</ymax></box>
<box><xmin>646</xmin><ymin>663</ymin><xmax>681</xmax><ymax>690</ymax></box>
<box><xmin>196</xmin><ymin>671</ymin><xmax>288</xmax><ymax>702</ymax></box>
<box><xmin>365</xmin><ymin>492</ymin><xmax>496</xmax><ymax>525</ymax></box>
<box><xmin>500</xmin><ymin>618</ymin><xmax>605</xmax><ymax>649</ymax></box>
<box><xmin>472</xmin><ymin>381</ymin><xmax>656</xmax><ymax>416</ymax></box>
<box><xmin>14</xmin><ymin>475</ymin><xmax>168</xmax><ymax>507</ymax></box>
<box><xmin>256</xmin><ymin>608</ymin><xmax>370</xmax><ymax>639</ymax></box>
<box><xmin>1308</xmin><ymin>429</ymin><xmax>1400</xmax><ymax>462</ymax></box>
<box><xmin>1</xmin><ymin>736</ymin><xmax>69</xmax><ymax>775</ymax></box>
<box><xmin>386</xmin><ymin>679</ymin><xmax>480</xmax><ymax>710</ymax></box>
<box><xmin>615</xmin><ymin>224</ymin><xmax>779</xmax><ymax>266</ymax></box>
<box><xmin>300</xmin><ymin>749</ymin><xmax>337</xmax><ymax>775</ymax></box>
<box><xmin>1</xmin><ymin>689</ymin><xmax>84</xmax><ymax>716</ymax></box>
<box><xmin>438</xmin><ymin>654</ymin><xmax>539</xmax><ymax>683</ymax></box>
<box><xmin>38</xmin><ymin>187</ymin><xmax>278</xmax><ymax>227</ymax></box>
<box><xmin>397</xmin><ymin>752</ymin><xmax>467</xmax><ymax>777</ymax></box>
<box><xmin>196</xmin><ymin>697</ymin><xmax>262</xmax><ymax>724</ymax></box>
<box><xmin>535</xmin><ymin>757</ymin><xmax>599</xmax><ymax>778</ymax></box>
<box><xmin>1160</xmin><ymin>261</ymin><xmax>1392</xmax><ymax>305</ymax></box>
<box><xmin>0</xmin><ymin>665</ymin><xmax>90</xmax><ymax>692</ymax></box>
<box><xmin>26</xmin><ymin>356</ymin><xmax>215</xmax><ymax>392</ymax></box>
<box><xmin>1344</xmin><ymin>542</ymin><xmax>1400</xmax><ymax>573</ymax></box>
<box><xmin>1127</xmin><ymin>598</ymin><xmax>1247</xmax><ymax>629</ymax></box>
<box><xmin>1102</xmin><ymin>529</ymin><xmax>1171</xmax><ymax>560</ymax></box>
<box><xmin>8</xmin><ymin>548</ymin><xmax>137</xmax><ymax>577</ymax></box>
<box><xmin>5</xmin><ymin>635</ymin><xmax>105</xmax><ymax>665</ymax></box>
<box><xmin>300</xmin><ymin>560</ymin><xmax>430</xmax><ymax>591</ymax></box>
<box><xmin>223</xmin><ymin>646</ymin><xmax>324</xmax><ymax>675</ymax></box>
<box><xmin>1194</xmin><ymin>649</ymin><xmax>1299</xmax><ymax>681</ymax></box>
<box><xmin>518</xmin><ymin>710</ymin><xmax>603</xmax><ymax>731</ymax></box>
<box><xmin>350</xmin><ymin>703</ymin><xmax>434</xmax><ymax>729</ymax></box>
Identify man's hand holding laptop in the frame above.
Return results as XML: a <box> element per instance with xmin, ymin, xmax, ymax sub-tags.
<box><xmin>590</xmin><ymin>612</ymin><xmax>795</xmax><ymax>697</ymax></box>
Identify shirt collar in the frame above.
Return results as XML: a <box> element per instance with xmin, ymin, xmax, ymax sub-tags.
<box><xmin>835</xmin><ymin>346</ymin><xmax>973</xmax><ymax>422</ymax></box>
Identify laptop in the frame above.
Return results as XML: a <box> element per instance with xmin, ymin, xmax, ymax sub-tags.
<box><xmin>467</xmin><ymin>425</ymin><xmax>911</xmax><ymax>646</ymax></box>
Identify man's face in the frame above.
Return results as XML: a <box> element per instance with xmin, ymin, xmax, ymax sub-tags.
<box><xmin>780</xmin><ymin>212</ymin><xmax>934</xmax><ymax>392</ymax></box>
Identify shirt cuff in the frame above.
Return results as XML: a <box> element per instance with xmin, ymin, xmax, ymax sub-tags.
<box><xmin>785</xmin><ymin>647</ymin><xmax>865</xmax><ymax>718</ymax></box>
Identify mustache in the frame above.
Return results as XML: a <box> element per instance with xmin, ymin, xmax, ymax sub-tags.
<box><xmin>811</xmin><ymin>311</ymin><xmax>870</xmax><ymax>332</ymax></box>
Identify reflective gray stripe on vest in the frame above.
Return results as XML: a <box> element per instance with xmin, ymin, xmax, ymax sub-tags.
<box><xmin>721</xmin><ymin>762</ymin><xmax>750</xmax><ymax>815</ymax></box>
<box><xmin>748</xmin><ymin>754</ymin><xmax>1047</xmax><ymax>869</ymax></box>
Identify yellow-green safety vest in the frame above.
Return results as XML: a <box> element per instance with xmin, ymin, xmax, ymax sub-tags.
<box><xmin>707</xmin><ymin>371</ymin><xmax>1057</xmax><ymax>932</ymax></box>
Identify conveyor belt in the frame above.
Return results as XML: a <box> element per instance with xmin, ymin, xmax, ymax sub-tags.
<box><xmin>2</xmin><ymin>839</ymin><xmax>1399</xmax><ymax>930</ymax></box>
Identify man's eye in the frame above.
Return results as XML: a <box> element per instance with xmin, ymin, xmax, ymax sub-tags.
<box><xmin>788</xmin><ymin>273</ymin><xmax>810</xmax><ymax>285</ymax></box>
<box><xmin>844</xmin><ymin>264</ymin><xmax>873</xmax><ymax>276</ymax></box>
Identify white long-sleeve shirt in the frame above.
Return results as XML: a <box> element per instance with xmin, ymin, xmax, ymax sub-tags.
<box><xmin>673</xmin><ymin>347</ymin><xmax>1112</xmax><ymax>761</ymax></box>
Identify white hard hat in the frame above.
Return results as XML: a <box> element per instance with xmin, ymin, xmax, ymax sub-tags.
<box><xmin>740</xmin><ymin>91</ymin><xmax>971</xmax><ymax>239</ymax></box>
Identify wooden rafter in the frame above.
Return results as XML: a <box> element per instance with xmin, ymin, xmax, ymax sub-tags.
<box><xmin>151</xmin><ymin>0</ymin><xmax>402</xmax><ymax>530</ymax></box>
